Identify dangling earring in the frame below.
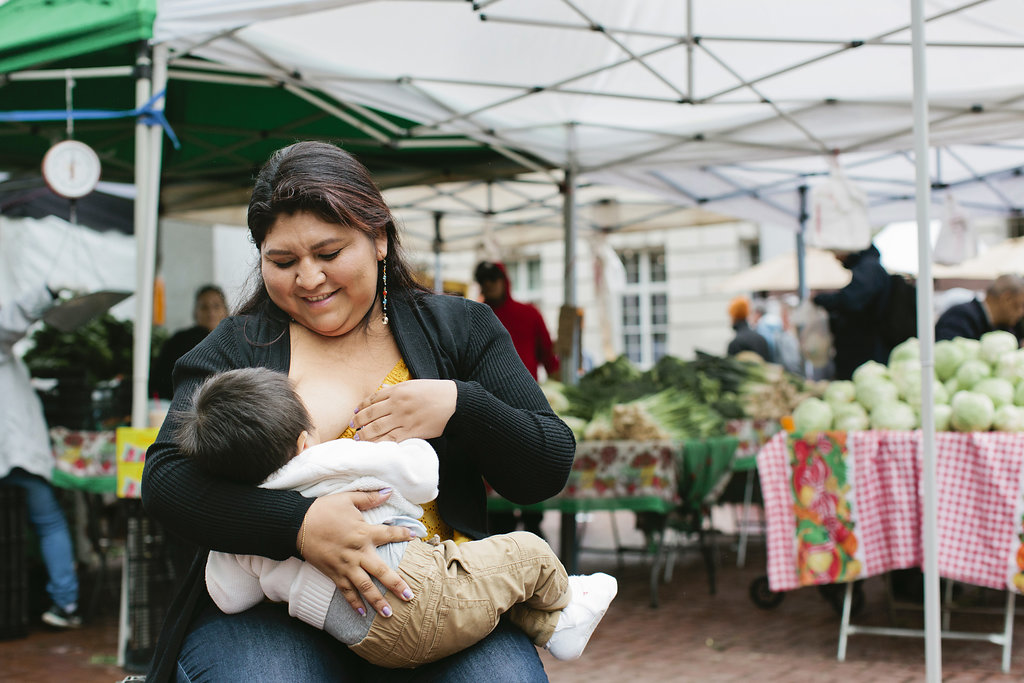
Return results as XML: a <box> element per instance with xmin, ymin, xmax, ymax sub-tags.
<box><xmin>381</xmin><ymin>257</ymin><xmax>389</xmax><ymax>326</ymax></box>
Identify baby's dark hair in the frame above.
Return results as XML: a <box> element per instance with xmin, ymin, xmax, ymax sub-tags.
<box><xmin>174</xmin><ymin>368</ymin><xmax>314</xmax><ymax>485</ymax></box>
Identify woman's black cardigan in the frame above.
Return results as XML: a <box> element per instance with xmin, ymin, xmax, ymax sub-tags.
<box><xmin>141</xmin><ymin>292</ymin><xmax>576</xmax><ymax>681</ymax></box>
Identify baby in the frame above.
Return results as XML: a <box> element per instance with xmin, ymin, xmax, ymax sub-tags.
<box><xmin>174</xmin><ymin>367</ymin><xmax>617</xmax><ymax>668</ymax></box>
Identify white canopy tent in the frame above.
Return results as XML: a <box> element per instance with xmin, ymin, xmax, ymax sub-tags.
<box><xmin>10</xmin><ymin>1</ymin><xmax>1024</xmax><ymax>676</ymax></box>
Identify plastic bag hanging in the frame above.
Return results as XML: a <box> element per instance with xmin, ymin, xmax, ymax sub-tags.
<box><xmin>807</xmin><ymin>158</ymin><xmax>873</xmax><ymax>252</ymax></box>
<box><xmin>933</xmin><ymin>192</ymin><xmax>977</xmax><ymax>265</ymax></box>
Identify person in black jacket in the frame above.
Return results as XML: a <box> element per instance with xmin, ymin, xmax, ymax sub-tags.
<box><xmin>812</xmin><ymin>244</ymin><xmax>891</xmax><ymax>380</ymax></box>
<box><xmin>140</xmin><ymin>141</ymin><xmax>575</xmax><ymax>682</ymax></box>
<box><xmin>726</xmin><ymin>296</ymin><xmax>770</xmax><ymax>360</ymax></box>
<box><xmin>150</xmin><ymin>284</ymin><xmax>228</xmax><ymax>399</ymax></box>
<box><xmin>935</xmin><ymin>274</ymin><xmax>1024</xmax><ymax>342</ymax></box>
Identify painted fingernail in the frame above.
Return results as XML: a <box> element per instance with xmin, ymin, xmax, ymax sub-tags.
<box><xmin>378</xmin><ymin>487</ymin><xmax>392</xmax><ymax>497</ymax></box>
<box><xmin>382</xmin><ymin>605</ymin><xmax>392</xmax><ymax>617</ymax></box>
<box><xmin>357</xmin><ymin>607</ymin><xmax>366</xmax><ymax>617</ymax></box>
<box><xmin>353</xmin><ymin>432</ymin><xmax>360</xmax><ymax>441</ymax></box>
<box><xmin>349</xmin><ymin>419</ymin><xmax>354</xmax><ymax>429</ymax></box>
<box><xmin>353</xmin><ymin>407</ymin><xmax>359</xmax><ymax>414</ymax></box>
<box><xmin>402</xmin><ymin>589</ymin><xmax>414</xmax><ymax>600</ymax></box>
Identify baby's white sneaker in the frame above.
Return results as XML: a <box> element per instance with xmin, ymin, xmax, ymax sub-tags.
<box><xmin>545</xmin><ymin>572</ymin><xmax>618</xmax><ymax>661</ymax></box>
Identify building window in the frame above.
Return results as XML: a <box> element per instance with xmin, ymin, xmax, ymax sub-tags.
<box><xmin>503</xmin><ymin>257</ymin><xmax>542</xmax><ymax>304</ymax></box>
<box><xmin>619</xmin><ymin>248</ymin><xmax>668</xmax><ymax>367</ymax></box>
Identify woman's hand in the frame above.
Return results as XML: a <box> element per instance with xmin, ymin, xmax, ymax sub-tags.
<box><xmin>350</xmin><ymin>379</ymin><xmax>457</xmax><ymax>442</ymax></box>
<box><xmin>298</xmin><ymin>490</ymin><xmax>417</xmax><ymax>617</ymax></box>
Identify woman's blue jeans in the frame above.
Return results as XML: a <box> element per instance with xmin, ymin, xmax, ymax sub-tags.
<box><xmin>176</xmin><ymin>601</ymin><xmax>548</xmax><ymax>682</ymax></box>
<box><xmin>1</xmin><ymin>468</ymin><xmax>79</xmax><ymax>609</ymax></box>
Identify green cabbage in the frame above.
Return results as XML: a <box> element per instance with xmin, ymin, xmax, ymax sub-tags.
<box><xmin>1016</xmin><ymin>381</ymin><xmax>1024</xmax><ymax>407</ymax></box>
<box><xmin>823</xmin><ymin>380</ymin><xmax>856</xmax><ymax>405</ymax></box>
<box><xmin>971</xmin><ymin>377</ymin><xmax>1015</xmax><ymax>409</ymax></box>
<box><xmin>852</xmin><ymin>360</ymin><xmax>889</xmax><ymax>385</ymax></box>
<box><xmin>955</xmin><ymin>359</ymin><xmax>992</xmax><ymax>391</ymax></box>
<box><xmin>980</xmin><ymin>330</ymin><xmax>1019</xmax><ymax>364</ymax></box>
<box><xmin>933</xmin><ymin>404</ymin><xmax>953</xmax><ymax>431</ymax></box>
<box><xmin>950</xmin><ymin>390</ymin><xmax>995</xmax><ymax>432</ymax></box>
<box><xmin>933</xmin><ymin>340</ymin><xmax>966</xmax><ymax>382</ymax></box>
<box><xmin>832</xmin><ymin>402</ymin><xmax>869</xmax><ymax>431</ymax></box>
<box><xmin>904</xmin><ymin>378</ymin><xmax>949</xmax><ymax>411</ymax></box>
<box><xmin>889</xmin><ymin>359</ymin><xmax>922</xmax><ymax>400</ymax></box>
<box><xmin>995</xmin><ymin>350</ymin><xmax>1024</xmax><ymax>385</ymax></box>
<box><xmin>855</xmin><ymin>378</ymin><xmax>899</xmax><ymax>412</ymax></box>
<box><xmin>888</xmin><ymin>337</ymin><xmax>920</xmax><ymax>364</ymax></box>
<box><xmin>993</xmin><ymin>404</ymin><xmax>1024</xmax><ymax>432</ymax></box>
<box><xmin>793</xmin><ymin>397</ymin><xmax>833</xmax><ymax>433</ymax></box>
<box><xmin>869</xmin><ymin>400</ymin><xmax>917</xmax><ymax>430</ymax></box>
<box><xmin>953</xmin><ymin>337</ymin><xmax>981</xmax><ymax>362</ymax></box>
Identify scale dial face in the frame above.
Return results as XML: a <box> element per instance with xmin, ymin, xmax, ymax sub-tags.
<box><xmin>42</xmin><ymin>140</ymin><xmax>102</xmax><ymax>199</ymax></box>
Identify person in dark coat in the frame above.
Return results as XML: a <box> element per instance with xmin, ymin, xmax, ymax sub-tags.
<box><xmin>726</xmin><ymin>296</ymin><xmax>770</xmax><ymax>360</ymax></box>
<box><xmin>150</xmin><ymin>285</ymin><xmax>229</xmax><ymax>399</ymax></box>
<box><xmin>812</xmin><ymin>244</ymin><xmax>891</xmax><ymax>380</ymax></box>
<box><xmin>935</xmin><ymin>274</ymin><xmax>1024</xmax><ymax>342</ymax></box>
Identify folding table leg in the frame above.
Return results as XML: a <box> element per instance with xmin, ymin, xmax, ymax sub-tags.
<box><xmin>837</xmin><ymin>581</ymin><xmax>854</xmax><ymax>662</ymax></box>
<box><xmin>737</xmin><ymin>470</ymin><xmax>755</xmax><ymax>568</ymax></box>
<box><xmin>1001</xmin><ymin>590</ymin><xmax>1015</xmax><ymax>674</ymax></box>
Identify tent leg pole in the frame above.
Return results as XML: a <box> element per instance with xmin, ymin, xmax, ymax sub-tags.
<box><xmin>130</xmin><ymin>42</ymin><xmax>153</xmax><ymax>430</ymax></box>
<box><xmin>560</xmin><ymin>124</ymin><xmax>579</xmax><ymax>386</ymax></box>
<box><xmin>911</xmin><ymin>1</ymin><xmax>941</xmax><ymax>681</ymax></box>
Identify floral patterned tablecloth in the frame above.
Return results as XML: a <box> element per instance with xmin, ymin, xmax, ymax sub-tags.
<box><xmin>489</xmin><ymin>440</ymin><xmax>680</xmax><ymax>513</ymax></box>
<box><xmin>758</xmin><ymin>430</ymin><xmax>1024</xmax><ymax>594</ymax></box>
<box><xmin>49</xmin><ymin>428</ymin><xmax>117</xmax><ymax>493</ymax></box>
<box><xmin>489</xmin><ymin>438</ymin><xmax>740</xmax><ymax>514</ymax></box>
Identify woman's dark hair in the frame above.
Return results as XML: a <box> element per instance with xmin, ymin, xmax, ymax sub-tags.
<box><xmin>238</xmin><ymin>141</ymin><xmax>427</xmax><ymax>322</ymax></box>
<box><xmin>173</xmin><ymin>368</ymin><xmax>314</xmax><ymax>485</ymax></box>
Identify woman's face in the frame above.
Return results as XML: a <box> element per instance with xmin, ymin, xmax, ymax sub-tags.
<box><xmin>194</xmin><ymin>291</ymin><xmax>228</xmax><ymax>331</ymax></box>
<box><xmin>261</xmin><ymin>211</ymin><xmax>386</xmax><ymax>337</ymax></box>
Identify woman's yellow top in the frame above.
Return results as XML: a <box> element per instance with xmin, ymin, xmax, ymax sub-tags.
<box><xmin>337</xmin><ymin>359</ymin><xmax>468</xmax><ymax>544</ymax></box>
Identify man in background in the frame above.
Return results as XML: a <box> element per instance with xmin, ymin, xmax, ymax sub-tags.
<box><xmin>935</xmin><ymin>273</ymin><xmax>1024</xmax><ymax>342</ymax></box>
<box><xmin>475</xmin><ymin>261</ymin><xmax>560</xmax><ymax>538</ymax></box>
<box><xmin>812</xmin><ymin>243</ymin><xmax>891</xmax><ymax>380</ymax></box>
<box><xmin>475</xmin><ymin>261</ymin><xmax>560</xmax><ymax>381</ymax></box>
<box><xmin>726</xmin><ymin>296</ymin><xmax>770</xmax><ymax>360</ymax></box>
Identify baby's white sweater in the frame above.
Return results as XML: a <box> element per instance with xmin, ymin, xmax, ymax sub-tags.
<box><xmin>205</xmin><ymin>438</ymin><xmax>438</xmax><ymax>633</ymax></box>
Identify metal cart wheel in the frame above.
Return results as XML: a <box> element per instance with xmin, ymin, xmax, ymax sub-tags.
<box><xmin>749</xmin><ymin>575</ymin><xmax>785</xmax><ymax>609</ymax></box>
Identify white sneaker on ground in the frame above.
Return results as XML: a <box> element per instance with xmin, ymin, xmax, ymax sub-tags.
<box><xmin>545</xmin><ymin>572</ymin><xmax>618</xmax><ymax>661</ymax></box>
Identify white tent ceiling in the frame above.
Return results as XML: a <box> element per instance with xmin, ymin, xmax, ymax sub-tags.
<box><xmin>155</xmin><ymin>0</ymin><xmax>1024</xmax><ymax>231</ymax></box>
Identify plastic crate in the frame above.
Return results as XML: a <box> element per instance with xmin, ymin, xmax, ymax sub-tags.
<box><xmin>0</xmin><ymin>486</ymin><xmax>29</xmax><ymax>640</ymax></box>
<box><xmin>122</xmin><ymin>500</ymin><xmax>176</xmax><ymax>672</ymax></box>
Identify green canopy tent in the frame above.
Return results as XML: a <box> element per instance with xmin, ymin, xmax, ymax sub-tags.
<box><xmin>0</xmin><ymin>0</ymin><xmax>542</xmax><ymax>429</ymax></box>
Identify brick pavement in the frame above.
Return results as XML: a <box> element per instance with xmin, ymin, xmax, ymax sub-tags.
<box><xmin>2</xmin><ymin>509</ymin><xmax>1022</xmax><ymax>682</ymax></box>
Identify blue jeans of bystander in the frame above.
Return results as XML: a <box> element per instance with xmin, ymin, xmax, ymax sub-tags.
<box><xmin>1</xmin><ymin>468</ymin><xmax>79</xmax><ymax>609</ymax></box>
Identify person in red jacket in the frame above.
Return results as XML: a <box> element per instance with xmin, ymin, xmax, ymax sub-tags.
<box><xmin>474</xmin><ymin>261</ymin><xmax>560</xmax><ymax>381</ymax></box>
<box><xmin>475</xmin><ymin>261</ymin><xmax>561</xmax><ymax>539</ymax></box>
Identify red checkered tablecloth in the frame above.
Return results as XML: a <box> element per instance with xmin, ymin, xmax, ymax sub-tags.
<box><xmin>759</xmin><ymin>430</ymin><xmax>1024</xmax><ymax>593</ymax></box>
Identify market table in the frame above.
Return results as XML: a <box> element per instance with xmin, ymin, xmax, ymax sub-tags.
<box><xmin>757</xmin><ymin>429</ymin><xmax>1024</xmax><ymax>671</ymax></box>
<box><xmin>489</xmin><ymin>437</ymin><xmax>738</xmax><ymax>605</ymax></box>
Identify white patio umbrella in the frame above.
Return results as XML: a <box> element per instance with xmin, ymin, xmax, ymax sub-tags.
<box><xmin>927</xmin><ymin>236</ymin><xmax>1024</xmax><ymax>281</ymax></box>
<box><xmin>716</xmin><ymin>247</ymin><xmax>850</xmax><ymax>293</ymax></box>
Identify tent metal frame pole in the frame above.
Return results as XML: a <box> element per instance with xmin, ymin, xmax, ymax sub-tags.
<box><xmin>912</xmin><ymin>0</ymin><xmax>941</xmax><ymax>679</ymax></box>
<box><xmin>700</xmin><ymin>0</ymin><xmax>990</xmax><ymax>103</ymax></box>
<box><xmin>410</xmin><ymin>40</ymin><xmax>682</xmax><ymax>134</ymax></box>
<box><xmin>560</xmin><ymin>0</ymin><xmax>688</xmax><ymax>100</ymax></box>
<box><xmin>562</xmin><ymin>126</ymin><xmax>579</xmax><ymax>388</ymax></box>
<box><xmin>432</xmin><ymin>212</ymin><xmax>443</xmax><ymax>294</ymax></box>
<box><xmin>3</xmin><ymin>65</ymin><xmax>135</xmax><ymax>81</ymax></box>
<box><xmin>130</xmin><ymin>44</ymin><xmax>153</xmax><ymax>430</ymax></box>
